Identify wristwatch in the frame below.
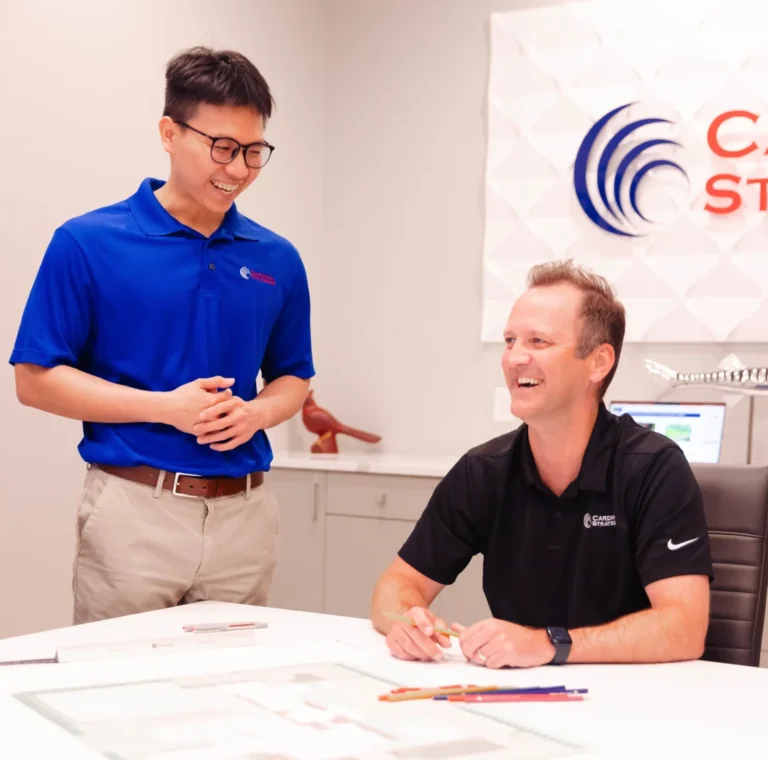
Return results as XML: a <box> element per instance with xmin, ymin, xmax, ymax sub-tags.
<box><xmin>546</xmin><ymin>626</ymin><xmax>572</xmax><ymax>665</ymax></box>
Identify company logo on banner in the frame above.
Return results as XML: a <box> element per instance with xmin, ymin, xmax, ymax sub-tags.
<box><xmin>704</xmin><ymin>110</ymin><xmax>768</xmax><ymax>215</ymax></box>
<box><xmin>574</xmin><ymin>104</ymin><xmax>768</xmax><ymax>235</ymax></box>
<box><xmin>482</xmin><ymin>4</ymin><xmax>768</xmax><ymax>346</ymax></box>
<box><xmin>574</xmin><ymin>103</ymin><xmax>689</xmax><ymax>237</ymax></box>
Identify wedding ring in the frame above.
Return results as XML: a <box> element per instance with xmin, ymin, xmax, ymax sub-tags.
<box><xmin>477</xmin><ymin>650</ymin><xmax>488</xmax><ymax>663</ymax></box>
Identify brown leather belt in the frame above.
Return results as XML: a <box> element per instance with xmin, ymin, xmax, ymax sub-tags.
<box><xmin>97</xmin><ymin>464</ymin><xmax>264</xmax><ymax>499</ymax></box>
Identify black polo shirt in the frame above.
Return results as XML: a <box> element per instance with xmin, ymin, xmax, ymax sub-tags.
<box><xmin>399</xmin><ymin>403</ymin><xmax>713</xmax><ymax>630</ymax></box>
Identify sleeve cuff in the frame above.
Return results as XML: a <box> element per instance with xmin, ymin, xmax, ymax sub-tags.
<box><xmin>640</xmin><ymin>563</ymin><xmax>714</xmax><ymax>588</ymax></box>
<box><xmin>262</xmin><ymin>364</ymin><xmax>316</xmax><ymax>383</ymax></box>
<box><xmin>8</xmin><ymin>349</ymin><xmax>65</xmax><ymax>368</ymax></box>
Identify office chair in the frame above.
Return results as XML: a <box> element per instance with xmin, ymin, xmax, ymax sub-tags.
<box><xmin>692</xmin><ymin>464</ymin><xmax>768</xmax><ymax>666</ymax></box>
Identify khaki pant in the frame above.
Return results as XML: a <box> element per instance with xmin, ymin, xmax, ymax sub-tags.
<box><xmin>72</xmin><ymin>465</ymin><xmax>279</xmax><ymax>624</ymax></box>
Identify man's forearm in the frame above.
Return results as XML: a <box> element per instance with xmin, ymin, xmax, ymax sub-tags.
<box><xmin>251</xmin><ymin>376</ymin><xmax>310</xmax><ymax>429</ymax></box>
<box><xmin>568</xmin><ymin>606</ymin><xmax>706</xmax><ymax>664</ymax></box>
<box><xmin>15</xmin><ymin>364</ymin><xmax>166</xmax><ymax>424</ymax></box>
<box><xmin>370</xmin><ymin>573</ymin><xmax>430</xmax><ymax>635</ymax></box>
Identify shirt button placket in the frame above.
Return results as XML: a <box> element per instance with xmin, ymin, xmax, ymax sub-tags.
<box><xmin>202</xmin><ymin>239</ymin><xmax>217</xmax><ymax>286</ymax></box>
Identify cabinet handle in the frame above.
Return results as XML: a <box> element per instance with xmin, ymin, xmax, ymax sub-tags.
<box><xmin>375</xmin><ymin>492</ymin><xmax>387</xmax><ymax>508</ymax></box>
<box><xmin>312</xmin><ymin>475</ymin><xmax>320</xmax><ymax>521</ymax></box>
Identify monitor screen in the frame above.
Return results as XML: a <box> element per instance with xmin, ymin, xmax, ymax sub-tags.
<box><xmin>608</xmin><ymin>401</ymin><xmax>726</xmax><ymax>464</ymax></box>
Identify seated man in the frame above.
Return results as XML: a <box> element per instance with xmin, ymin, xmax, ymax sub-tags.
<box><xmin>371</xmin><ymin>260</ymin><xmax>712</xmax><ymax>668</ymax></box>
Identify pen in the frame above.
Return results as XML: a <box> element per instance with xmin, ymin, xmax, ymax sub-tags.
<box><xmin>432</xmin><ymin>686</ymin><xmax>581</xmax><ymax>699</ymax></box>
<box><xmin>457</xmin><ymin>693</ymin><xmax>584</xmax><ymax>703</ymax></box>
<box><xmin>434</xmin><ymin>687</ymin><xmax>587</xmax><ymax>700</ymax></box>
<box><xmin>182</xmin><ymin>621</ymin><xmax>267</xmax><ymax>633</ymax></box>
<box><xmin>383</xmin><ymin>612</ymin><xmax>459</xmax><ymax>638</ymax></box>
<box><xmin>379</xmin><ymin>685</ymin><xmax>500</xmax><ymax>702</ymax></box>
<box><xmin>448</xmin><ymin>693</ymin><xmax>585</xmax><ymax>703</ymax></box>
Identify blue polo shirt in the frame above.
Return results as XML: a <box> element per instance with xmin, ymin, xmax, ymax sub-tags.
<box><xmin>10</xmin><ymin>177</ymin><xmax>315</xmax><ymax>476</ymax></box>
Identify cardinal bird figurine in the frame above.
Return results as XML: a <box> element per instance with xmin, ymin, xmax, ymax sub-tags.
<box><xmin>302</xmin><ymin>390</ymin><xmax>382</xmax><ymax>453</ymax></box>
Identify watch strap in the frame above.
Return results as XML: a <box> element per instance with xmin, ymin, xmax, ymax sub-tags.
<box><xmin>546</xmin><ymin>626</ymin><xmax>572</xmax><ymax>665</ymax></box>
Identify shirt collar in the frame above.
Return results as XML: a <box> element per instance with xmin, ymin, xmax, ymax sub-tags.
<box><xmin>520</xmin><ymin>402</ymin><xmax>617</xmax><ymax>496</ymax></box>
<box><xmin>128</xmin><ymin>177</ymin><xmax>260</xmax><ymax>241</ymax></box>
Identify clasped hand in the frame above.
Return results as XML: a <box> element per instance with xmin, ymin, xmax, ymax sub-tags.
<box><xmin>386</xmin><ymin>607</ymin><xmax>555</xmax><ymax>668</ymax></box>
<box><xmin>163</xmin><ymin>376</ymin><xmax>266</xmax><ymax>451</ymax></box>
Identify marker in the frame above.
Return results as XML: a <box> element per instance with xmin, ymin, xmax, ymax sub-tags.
<box><xmin>182</xmin><ymin>621</ymin><xmax>268</xmax><ymax>633</ymax></box>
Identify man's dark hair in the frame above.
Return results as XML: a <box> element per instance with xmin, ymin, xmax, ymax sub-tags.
<box><xmin>163</xmin><ymin>46</ymin><xmax>274</xmax><ymax>124</ymax></box>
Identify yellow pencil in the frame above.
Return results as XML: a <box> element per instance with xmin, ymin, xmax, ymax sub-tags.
<box><xmin>384</xmin><ymin>612</ymin><xmax>460</xmax><ymax>638</ymax></box>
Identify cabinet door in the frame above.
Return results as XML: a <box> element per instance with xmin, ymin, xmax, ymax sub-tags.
<box><xmin>265</xmin><ymin>469</ymin><xmax>325</xmax><ymax>613</ymax></box>
<box><xmin>436</xmin><ymin>554</ymin><xmax>491</xmax><ymax>627</ymax></box>
<box><xmin>326</xmin><ymin>472</ymin><xmax>439</xmax><ymax>521</ymax></box>
<box><xmin>324</xmin><ymin>515</ymin><xmax>418</xmax><ymax>619</ymax></box>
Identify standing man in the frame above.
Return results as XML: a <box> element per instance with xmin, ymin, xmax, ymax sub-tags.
<box><xmin>10</xmin><ymin>47</ymin><xmax>314</xmax><ymax>624</ymax></box>
<box><xmin>371</xmin><ymin>260</ymin><xmax>712</xmax><ymax>667</ymax></box>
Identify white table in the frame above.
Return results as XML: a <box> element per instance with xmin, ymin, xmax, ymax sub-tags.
<box><xmin>0</xmin><ymin>602</ymin><xmax>766</xmax><ymax>759</ymax></box>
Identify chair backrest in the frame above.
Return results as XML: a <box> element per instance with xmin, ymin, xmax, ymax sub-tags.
<box><xmin>691</xmin><ymin>463</ymin><xmax>768</xmax><ymax>667</ymax></box>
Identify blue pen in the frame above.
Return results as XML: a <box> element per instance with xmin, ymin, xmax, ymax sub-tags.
<box><xmin>480</xmin><ymin>687</ymin><xmax>588</xmax><ymax>695</ymax></box>
<box><xmin>473</xmin><ymin>686</ymin><xmax>569</xmax><ymax>695</ymax></box>
<box><xmin>433</xmin><ymin>686</ymin><xmax>587</xmax><ymax>700</ymax></box>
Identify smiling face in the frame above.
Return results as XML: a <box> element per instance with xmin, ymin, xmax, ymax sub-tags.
<box><xmin>159</xmin><ymin>102</ymin><xmax>264</xmax><ymax>219</ymax></box>
<box><xmin>501</xmin><ymin>282</ymin><xmax>615</xmax><ymax>424</ymax></box>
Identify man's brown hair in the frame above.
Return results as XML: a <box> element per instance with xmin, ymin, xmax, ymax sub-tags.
<box><xmin>526</xmin><ymin>259</ymin><xmax>626</xmax><ymax>399</ymax></box>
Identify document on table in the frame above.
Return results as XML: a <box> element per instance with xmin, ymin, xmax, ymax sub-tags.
<box><xmin>14</xmin><ymin>661</ymin><xmax>582</xmax><ymax>759</ymax></box>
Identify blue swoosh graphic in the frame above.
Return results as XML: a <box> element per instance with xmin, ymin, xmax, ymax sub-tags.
<box><xmin>614</xmin><ymin>139</ymin><xmax>681</xmax><ymax>216</ymax></box>
<box><xmin>597</xmin><ymin>120</ymin><xmax>672</xmax><ymax>220</ymax></box>
<box><xmin>573</xmin><ymin>103</ymin><xmax>636</xmax><ymax>237</ymax></box>
<box><xmin>574</xmin><ymin>102</ymin><xmax>686</xmax><ymax>237</ymax></box>
<box><xmin>629</xmin><ymin>160</ymin><xmax>689</xmax><ymax>222</ymax></box>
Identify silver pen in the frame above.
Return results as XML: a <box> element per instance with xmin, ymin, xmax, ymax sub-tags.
<box><xmin>182</xmin><ymin>621</ymin><xmax>268</xmax><ymax>633</ymax></box>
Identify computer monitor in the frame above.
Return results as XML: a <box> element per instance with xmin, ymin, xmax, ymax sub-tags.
<box><xmin>608</xmin><ymin>401</ymin><xmax>726</xmax><ymax>464</ymax></box>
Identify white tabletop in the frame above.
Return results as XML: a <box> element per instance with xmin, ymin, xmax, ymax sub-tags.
<box><xmin>0</xmin><ymin>602</ymin><xmax>766</xmax><ymax>759</ymax></box>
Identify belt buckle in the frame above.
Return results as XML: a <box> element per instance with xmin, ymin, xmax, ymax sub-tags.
<box><xmin>172</xmin><ymin>471</ymin><xmax>204</xmax><ymax>499</ymax></box>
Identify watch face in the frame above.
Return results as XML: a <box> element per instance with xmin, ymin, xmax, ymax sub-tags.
<box><xmin>548</xmin><ymin>627</ymin><xmax>572</xmax><ymax>645</ymax></box>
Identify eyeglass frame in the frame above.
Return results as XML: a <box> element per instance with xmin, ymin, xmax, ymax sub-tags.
<box><xmin>173</xmin><ymin>119</ymin><xmax>276</xmax><ymax>169</ymax></box>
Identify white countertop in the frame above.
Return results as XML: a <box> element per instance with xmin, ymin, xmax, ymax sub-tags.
<box><xmin>1</xmin><ymin>602</ymin><xmax>767</xmax><ymax>758</ymax></box>
<box><xmin>270</xmin><ymin>451</ymin><xmax>457</xmax><ymax>478</ymax></box>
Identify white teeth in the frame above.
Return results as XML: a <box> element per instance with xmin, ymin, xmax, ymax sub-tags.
<box><xmin>212</xmin><ymin>181</ymin><xmax>237</xmax><ymax>193</ymax></box>
<box><xmin>517</xmin><ymin>377</ymin><xmax>543</xmax><ymax>386</ymax></box>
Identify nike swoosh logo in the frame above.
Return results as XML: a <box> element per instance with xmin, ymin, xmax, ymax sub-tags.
<box><xmin>667</xmin><ymin>537</ymin><xmax>699</xmax><ymax>551</ymax></box>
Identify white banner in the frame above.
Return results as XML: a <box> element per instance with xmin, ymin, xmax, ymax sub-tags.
<box><xmin>482</xmin><ymin>1</ymin><xmax>768</xmax><ymax>343</ymax></box>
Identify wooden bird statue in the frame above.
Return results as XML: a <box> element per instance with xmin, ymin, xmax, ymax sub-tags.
<box><xmin>302</xmin><ymin>390</ymin><xmax>381</xmax><ymax>453</ymax></box>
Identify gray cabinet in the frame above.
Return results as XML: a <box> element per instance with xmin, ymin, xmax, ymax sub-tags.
<box><xmin>325</xmin><ymin>472</ymin><xmax>439</xmax><ymax>521</ymax></box>
<box><xmin>323</xmin><ymin>472</ymin><xmax>439</xmax><ymax>618</ymax></box>
<box><xmin>266</xmin><ymin>465</ymin><xmax>491</xmax><ymax>626</ymax></box>
<box><xmin>324</xmin><ymin>515</ymin><xmax>416</xmax><ymax>618</ymax></box>
<box><xmin>265</xmin><ymin>468</ymin><xmax>325</xmax><ymax>613</ymax></box>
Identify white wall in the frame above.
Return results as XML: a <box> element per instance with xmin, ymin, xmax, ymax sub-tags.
<box><xmin>2</xmin><ymin>0</ymin><xmax>766</xmax><ymax>639</ymax></box>
<box><xmin>0</xmin><ymin>0</ymin><xmax>327</xmax><ymax>637</ymax></box>
<box><xmin>294</xmin><ymin>0</ymin><xmax>767</xmax><ymax>466</ymax></box>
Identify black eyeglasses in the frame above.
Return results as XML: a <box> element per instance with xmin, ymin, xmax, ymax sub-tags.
<box><xmin>174</xmin><ymin>120</ymin><xmax>275</xmax><ymax>169</ymax></box>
